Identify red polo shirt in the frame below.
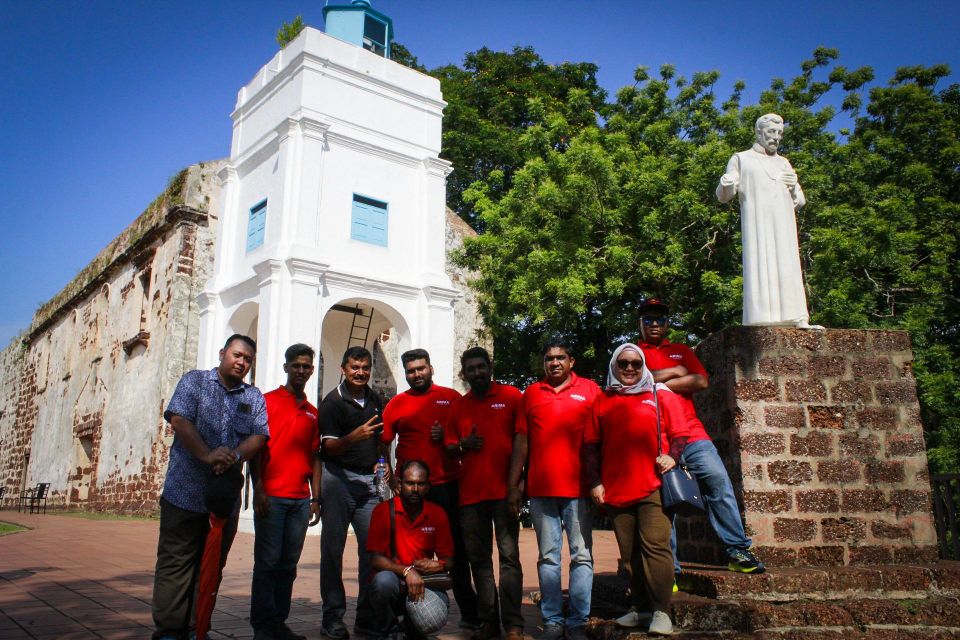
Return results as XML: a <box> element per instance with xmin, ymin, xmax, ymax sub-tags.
<box><xmin>445</xmin><ymin>382</ymin><xmax>524</xmax><ymax>506</ymax></box>
<box><xmin>586</xmin><ymin>388</ymin><xmax>690</xmax><ymax>507</ymax></box>
<box><xmin>261</xmin><ymin>386</ymin><xmax>320</xmax><ymax>499</ymax></box>
<box><xmin>382</xmin><ymin>384</ymin><xmax>462</xmax><ymax>484</ymax></box>
<box><xmin>639</xmin><ymin>339</ymin><xmax>710</xmax><ymax>443</ymax></box>
<box><xmin>520</xmin><ymin>373</ymin><xmax>602</xmax><ymax>498</ymax></box>
<box><xmin>367</xmin><ymin>497</ymin><xmax>455</xmax><ymax>565</ymax></box>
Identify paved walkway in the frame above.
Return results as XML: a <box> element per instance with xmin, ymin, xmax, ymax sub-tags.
<box><xmin>0</xmin><ymin>510</ymin><xmax>622</xmax><ymax>640</ymax></box>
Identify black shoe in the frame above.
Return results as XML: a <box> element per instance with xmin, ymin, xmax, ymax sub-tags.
<box><xmin>322</xmin><ymin>620</ymin><xmax>351</xmax><ymax>639</ymax></box>
<box><xmin>253</xmin><ymin>629</ymin><xmax>280</xmax><ymax>640</ymax></box>
<box><xmin>274</xmin><ymin>623</ymin><xmax>308</xmax><ymax>640</ymax></box>
<box><xmin>728</xmin><ymin>548</ymin><xmax>766</xmax><ymax>574</ymax></box>
<box><xmin>354</xmin><ymin>622</ymin><xmax>382</xmax><ymax>638</ymax></box>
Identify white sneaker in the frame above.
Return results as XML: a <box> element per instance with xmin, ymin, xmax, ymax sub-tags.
<box><xmin>614</xmin><ymin>609</ymin><xmax>651</xmax><ymax>628</ymax></box>
<box><xmin>647</xmin><ymin>611</ymin><xmax>673</xmax><ymax>636</ymax></box>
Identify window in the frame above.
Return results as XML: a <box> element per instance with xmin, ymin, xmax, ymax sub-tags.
<box><xmin>362</xmin><ymin>14</ymin><xmax>388</xmax><ymax>57</ymax></box>
<box><xmin>246</xmin><ymin>200</ymin><xmax>267</xmax><ymax>251</ymax></box>
<box><xmin>351</xmin><ymin>194</ymin><xmax>388</xmax><ymax>247</ymax></box>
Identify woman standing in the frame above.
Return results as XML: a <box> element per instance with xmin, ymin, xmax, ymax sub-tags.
<box><xmin>584</xmin><ymin>343</ymin><xmax>689</xmax><ymax>636</ymax></box>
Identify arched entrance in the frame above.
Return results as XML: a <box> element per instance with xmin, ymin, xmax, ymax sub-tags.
<box><xmin>227</xmin><ymin>301</ymin><xmax>259</xmax><ymax>384</ymax></box>
<box><xmin>319</xmin><ymin>299</ymin><xmax>410</xmax><ymax>400</ymax></box>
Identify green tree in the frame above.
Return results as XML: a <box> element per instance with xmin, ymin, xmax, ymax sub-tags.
<box><xmin>453</xmin><ymin>50</ymin><xmax>959</xmax><ymax>471</ymax></box>
<box><xmin>276</xmin><ymin>15</ymin><xmax>305</xmax><ymax>49</ymax></box>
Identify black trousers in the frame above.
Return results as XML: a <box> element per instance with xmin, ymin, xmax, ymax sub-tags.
<box><xmin>426</xmin><ymin>481</ymin><xmax>478</xmax><ymax>625</ymax></box>
<box><xmin>151</xmin><ymin>497</ymin><xmax>238</xmax><ymax>640</ymax></box>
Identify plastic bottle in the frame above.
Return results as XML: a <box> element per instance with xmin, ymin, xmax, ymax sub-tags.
<box><xmin>375</xmin><ymin>456</ymin><xmax>392</xmax><ymax>502</ymax></box>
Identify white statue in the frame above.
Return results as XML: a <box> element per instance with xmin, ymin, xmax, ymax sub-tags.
<box><xmin>716</xmin><ymin>113</ymin><xmax>819</xmax><ymax>329</ymax></box>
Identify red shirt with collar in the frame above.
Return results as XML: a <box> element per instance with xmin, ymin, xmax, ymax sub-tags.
<box><xmin>639</xmin><ymin>339</ymin><xmax>711</xmax><ymax>443</ymax></box>
<box><xmin>445</xmin><ymin>382</ymin><xmax>525</xmax><ymax>506</ymax></box>
<box><xmin>367</xmin><ymin>496</ymin><xmax>455</xmax><ymax>565</ymax></box>
<box><xmin>261</xmin><ymin>386</ymin><xmax>320</xmax><ymax>499</ymax></box>
<box><xmin>519</xmin><ymin>373</ymin><xmax>602</xmax><ymax>498</ymax></box>
<box><xmin>586</xmin><ymin>388</ymin><xmax>690</xmax><ymax>507</ymax></box>
<box><xmin>382</xmin><ymin>384</ymin><xmax>462</xmax><ymax>485</ymax></box>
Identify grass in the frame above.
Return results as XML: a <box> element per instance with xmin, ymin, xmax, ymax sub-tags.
<box><xmin>56</xmin><ymin>510</ymin><xmax>155</xmax><ymax>522</ymax></box>
<box><xmin>0</xmin><ymin>521</ymin><xmax>27</xmax><ymax>536</ymax></box>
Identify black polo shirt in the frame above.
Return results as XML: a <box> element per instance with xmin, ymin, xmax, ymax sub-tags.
<box><xmin>319</xmin><ymin>382</ymin><xmax>385</xmax><ymax>474</ymax></box>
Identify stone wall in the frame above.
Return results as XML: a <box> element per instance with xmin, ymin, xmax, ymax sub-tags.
<box><xmin>0</xmin><ymin>162</ymin><xmax>223</xmax><ymax>512</ymax></box>
<box><xmin>679</xmin><ymin>326</ymin><xmax>937</xmax><ymax>567</ymax></box>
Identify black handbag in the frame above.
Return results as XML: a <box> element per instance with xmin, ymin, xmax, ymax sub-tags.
<box><xmin>654</xmin><ymin>388</ymin><xmax>706</xmax><ymax>516</ymax></box>
<box><xmin>390</xmin><ymin>499</ymin><xmax>453</xmax><ymax>590</ymax></box>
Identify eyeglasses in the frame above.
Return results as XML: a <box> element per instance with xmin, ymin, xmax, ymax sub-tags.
<box><xmin>641</xmin><ymin>316</ymin><xmax>667</xmax><ymax>326</ymax></box>
<box><xmin>616</xmin><ymin>359</ymin><xmax>644</xmax><ymax>370</ymax></box>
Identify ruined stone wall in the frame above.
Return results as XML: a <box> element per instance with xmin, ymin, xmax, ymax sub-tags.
<box><xmin>0</xmin><ymin>162</ymin><xmax>223</xmax><ymax>513</ymax></box>
<box><xmin>683</xmin><ymin>326</ymin><xmax>937</xmax><ymax>567</ymax></box>
<box><xmin>445</xmin><ymin>209</ymin><xmax>490</xmax><ymax>393</ymax></box>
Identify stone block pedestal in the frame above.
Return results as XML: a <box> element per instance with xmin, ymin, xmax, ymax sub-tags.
<box><xmin>678</xmin><ymin>327</ymin><xmax>937</xmax><ymax>567</ymax></box>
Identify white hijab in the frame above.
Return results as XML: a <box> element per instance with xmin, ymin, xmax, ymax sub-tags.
<box><xmin>605</xmin><ymin>343</ymin><xmax>656</xmax><ymax>395</ymax></box>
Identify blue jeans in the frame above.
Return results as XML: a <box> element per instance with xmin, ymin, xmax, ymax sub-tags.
<box><xmin>670</xmin><ymin>439</ymin><xmax>752</xmax><ymax>573</ymax></box>
<box><xmin>320</xmin><ymin>465</ymin><xmax>379</xmax><ymax>628</ymax></box>
<box><xmin>529</xmin><ymin>497</ymin><xmax>593</xmax><ymax>628</ymax></box>
<box><xmin>250</xmin><ymin>496</ymin><xmax>311</xmax><ymax>630</ymax></box>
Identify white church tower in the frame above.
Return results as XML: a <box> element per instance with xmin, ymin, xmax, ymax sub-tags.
<box><xmin>197</xmin><ymin>0</ymin><xmax>459</xmax><ymax>404</ymax></box>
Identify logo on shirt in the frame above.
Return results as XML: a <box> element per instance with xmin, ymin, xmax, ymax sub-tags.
<box><xmin>420</xmin><ymin>526</ymin><xmax>436</xmax><ymax>534</ymax></box>
<box><xmin>435</xmin><ymin>400</ymin><xmax>451</xmax><ymax>406</ymax></box>
<box><xmin>490</xmin><ymin>402</ymin><xmax>507</xmax><ymax>410</ymax></box>
<box><xmin>643</xmin><ymin>399</ymin><xmax>656</xmax><ymax>408</ymax></box>
<box><xmin>669</xmin><ymin>353</ymin><xmax>683</xmax><ymax>360</ymax></box>
<box><xmin>306</xmin><ymin>412</ymin><xmax>318</xmax><ymax>420</ymax></box>
<box><xmin>570</xmin><ymin>394</ymin><xmax>587</xmax><ymax>402</ymax></box>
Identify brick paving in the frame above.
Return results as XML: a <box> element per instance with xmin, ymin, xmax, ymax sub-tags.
<box><xmin>0</xmin><ymin>511</ymin><xmax>623</xmax><ymax>640</ymax></box>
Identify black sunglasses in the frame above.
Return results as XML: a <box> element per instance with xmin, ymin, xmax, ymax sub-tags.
<box><xmin>641</xmin><ymin>316</ymin><xmax>667</xmax><ymax>326</ymax></box>
<box><xmin>616</xmin><ymin>359</ymin><xmax>644</xmax><ymax>370</ymax></box>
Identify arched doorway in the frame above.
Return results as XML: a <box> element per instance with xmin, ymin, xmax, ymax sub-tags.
<box><xmin>227</xmin><ymin>301</ymin><xmax>259</xmax><ymax>384</ymax></box>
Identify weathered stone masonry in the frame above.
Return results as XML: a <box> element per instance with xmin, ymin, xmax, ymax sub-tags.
<box><xmin>678</xmin><ymin>326</ymin><xmax>938</xmax><ymax>567</ymax></box>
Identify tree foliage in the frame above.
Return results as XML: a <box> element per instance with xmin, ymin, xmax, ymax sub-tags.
<box><xmin>276</xmin><ymin>15</ymin><xmax>305</xmax><ymax>49</ymax></box>
<box><xmin>440</xmin><ymin>47</ymin><xmax>959</xmax><ymax>472</ymax></box>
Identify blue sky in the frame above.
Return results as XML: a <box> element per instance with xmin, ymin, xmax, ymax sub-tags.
<box><xmin>1</xmin><ymin>0</ymin><xmax>957</xmax><ymax>347</ymax></box>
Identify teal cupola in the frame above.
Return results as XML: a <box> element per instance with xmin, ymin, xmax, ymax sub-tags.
<box><xmin>323</xmin><ymin>0</ymin><xmax>394</xmax><ymax>58</ymax></box>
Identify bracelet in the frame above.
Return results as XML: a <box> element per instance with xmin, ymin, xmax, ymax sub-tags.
<box><xmin>402</xmin><ymin>565</ymin><xmax>415</xmax><ymax>577</ymax></box>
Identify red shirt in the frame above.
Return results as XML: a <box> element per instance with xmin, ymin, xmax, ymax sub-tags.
<box><xmin>382</xmin><ymin>384</ymin><xmax>462</xmax><ymax>484</ymax></box>
<box><xmin>261</xmin><ymin>387</ymin><xmax>320</xmax><ymax>499</ymax></box>
<box><xmin>367</xmin><ymin>497</ymin><xmax>455</xmax><ymax>565</ymax></box>
<box><xmin>639</xmin><ymin>339</ymin><xmax>711</xmax><ymax>443</ymax></box>
<box><xmin>586</xmin><ymin>389</ymin><xmax>690</xmax><ymax>507</ymax></box>
<box><xmin>445</xmin><ymin>382</ymin><xmax>524</xmax><ymax>506</ymax></box>
<box><xmin>520</xmin><ymin>373</ymin><xmax>602</xmax><ymax>498</ymax></box>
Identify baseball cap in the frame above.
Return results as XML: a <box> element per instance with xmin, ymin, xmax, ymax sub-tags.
<box><xmin>638</xmin><ymin>297</ymin><xmax>669</xmax><ymax>315</ymax></box>
<box><xmin>405</xmin><ymin>588</ymin><xmax>449</xmax><ymax>635</ymax></box>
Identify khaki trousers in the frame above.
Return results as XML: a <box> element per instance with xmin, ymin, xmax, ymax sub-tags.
<box><xmin>607</xmin><ymin>491</ymin><xmax>674</xmax><ymax>614</ymax></box>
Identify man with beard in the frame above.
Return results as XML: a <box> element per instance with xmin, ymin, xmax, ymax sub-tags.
<box><xmin>367</xmin><ymin>460</ymin><xmax>455</xmax><ymax>640</ymax></box>
<box><xmin>507</xmin><ymin>338</ymin><xmax>602</xmax><ymax>640</ymax></box>
<box><xmin>382</xmin><ymin>349</ymin><xmax>477</xmax><ymax>629</ymax></box>
<box><xmin>250</xmin><ymin>343</ymin><xmax>322</xmax><ymax>640</ymax></box>
<box><xmin>445</xmin><ymin>347</ymin><xmax>524</xmax><ymax>640</ymax></box>
<box><xmin>319</xmin><ymin>346</ymin><xmax>388</xmax><ymax>639</ymax></box>
<box><xmin>152</xmin><ymin>334</ymin><xmax>268</xmax><ymax>640</ymax></box>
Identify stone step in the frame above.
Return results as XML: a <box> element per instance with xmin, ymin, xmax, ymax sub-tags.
<box><xmin>588</xmin><ymin>594</ymin><xmax>960</xmax><ymax>638</ymax></box>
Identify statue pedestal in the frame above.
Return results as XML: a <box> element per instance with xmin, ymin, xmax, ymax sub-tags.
<box><xmin>681</xmin><ymin>327</ymin><xmax>937</xmax><ymax>567</ymax></box>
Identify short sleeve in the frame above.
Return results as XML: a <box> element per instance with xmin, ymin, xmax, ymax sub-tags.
<box><xmin>656</xmin><ymin>385</ymin><xmax>691</xmax><ymax>440</ymax></box>
<box><xmin>381</xmin><ymin>396</ymin><xmax>399</xmax><ymax>443</ymax></box>
<box><xmin>319</xmin><ymin>397</ymin><xmax>341</xmax><ymax>439</ymax></box>
<box><xmin>250</xmin><ymin>391</ymin><xmax>269</xmax><ymax>437</ymax></box>
<box><xmin>516</xmin><ymin>388</ymin><xmax>533</xmax><ymax>435</ymax></box>
<box><xmin>679</xmin><ymin>345</ymin><xmax>707</xmax><ymax>379</ymax></box>
<box><xmin>365</xmin><ymin>501</ymin><xmax>392</xmax><ymax>557</ymax></box>
<box><xmin>164</xmin><ymin>370</ymin><xmax>200</xmax><ymax>424</ymax></box>
<box><xmin>443</xmin><ymin>399</ymin><xmax>463</xmax><ymax>446</ymax></box>
<box><xmin>583</xmin><ymin>396</ymin><xmax>602</xmax><ymax>444</ymax></box>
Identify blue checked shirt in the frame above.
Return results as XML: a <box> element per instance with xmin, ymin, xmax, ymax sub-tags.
<box><xmin>161</xmin><ymin>368</ymin><xmax>269</xmax><ymax>513</ymax></box>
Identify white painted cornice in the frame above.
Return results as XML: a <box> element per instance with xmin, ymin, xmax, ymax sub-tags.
<box><xmin>423</xmin><ymin>285</ymin><xmax>462</xmax><ymax>309</ymax></box>
<box><xmin>253</xmin><ymin>259</ymin><xmax>284</xmax><ymax>289</ymax></box>
<box><xmin>322</xmin><ymin>269</ymin><xmax>421</xmax><ymax>300</ymax></box>
<box><xmin>326</xmin><ymin>131</ymin><xmax>422</xmax><ymax>168</ymax></box>
<box><xmin>422</xmin><ymin>157</ymin><xmax>454</xmax><ymax>178</ymax></box>
<box><xmin>286</xmin><ymin>258</ymin><xmax>330</xmax><ymax>286</ymax></box>
<box><xmin>217</xmin><ymin>164</ymin><xmax>238</xmax><ymax>184</ymax></box>
<box><xmin>197</xmin><ymin>291</ymin><xmax>220</xmax><ymax>313</ymax></box>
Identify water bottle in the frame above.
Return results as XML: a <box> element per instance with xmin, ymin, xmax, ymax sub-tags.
<box><xmin>375</xmin><ymin>456</ymin><xmax>392</xmax><ymax>502</ymax></box>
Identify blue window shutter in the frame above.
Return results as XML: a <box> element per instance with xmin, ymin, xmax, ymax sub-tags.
<box><xmin>351</xmin><ymin>195</ymin><xmax>387</xmax><ymax>247</ymax></box>
<box><xmin>247</xmin><ymin>201</ymin><xmax>266</xmax><ymax>251</ymax></box>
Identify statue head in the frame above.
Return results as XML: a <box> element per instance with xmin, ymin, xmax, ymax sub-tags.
<box><xmin>754</xmin><ymin>113</ymin><xmax>784</xmax><ymax>154</ymax></box>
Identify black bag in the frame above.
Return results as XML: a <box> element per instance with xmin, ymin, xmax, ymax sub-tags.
<box><xmin>390</xmin><ymin>499</ymin><xmax>453</xmax><ymax>591</ymax></box>
<box><xmin>654</xmin><ymin>388</ymin><xmax>706</xmax><ymax>516</ymax></box>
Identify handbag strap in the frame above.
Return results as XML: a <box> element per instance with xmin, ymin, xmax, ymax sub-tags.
<box><xmin>653</xmin><ymin>385</ymin><xmax>663</xmax><ymax>456</ymax></box>
<box><xmin>389</xmin><ymin>498</ymin><xmax>397</xmax><ymax>561</ymax></box>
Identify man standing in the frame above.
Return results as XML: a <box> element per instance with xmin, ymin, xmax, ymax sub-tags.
<box><xmin>382</xmin><ymin>349</ymin><xmax>477</xmax><ymax>629</ymax></box>
<box><xmin>507</xmin><ymin>339</ymin><xmax>601</xmax><ymax>640</ymax></box>
<box><xmin>367</xmin><ymin>461</ymin><xmax>456</xmax><ymax>640</ymax></box>
<box><xmin>250</xmin><ymin>344</ymin><xmax>322</xmax><ymax>640</ymax></box>
<box><xmin>446</xmin><ymin>347</ymin><xmax>524</xmax><ymax>640</ymax></box>
<box><xmin>319</xmin><ymin>346</ymin><xmax>388</xmax><ymax>639</ymax></box>
<box><xmin>636</xmin><ymin>298</ymin><xmax>765</xmax><ymax>574</ymax></box>
<box><xmin>152</xmin><ymin>334</ymin><xmax>269</xmax><ymax>640</ymax></box>
<box><xmin>716</xmin><ymin>113</ymin><xmax>815</xmax><ymax>328</ymax></box>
